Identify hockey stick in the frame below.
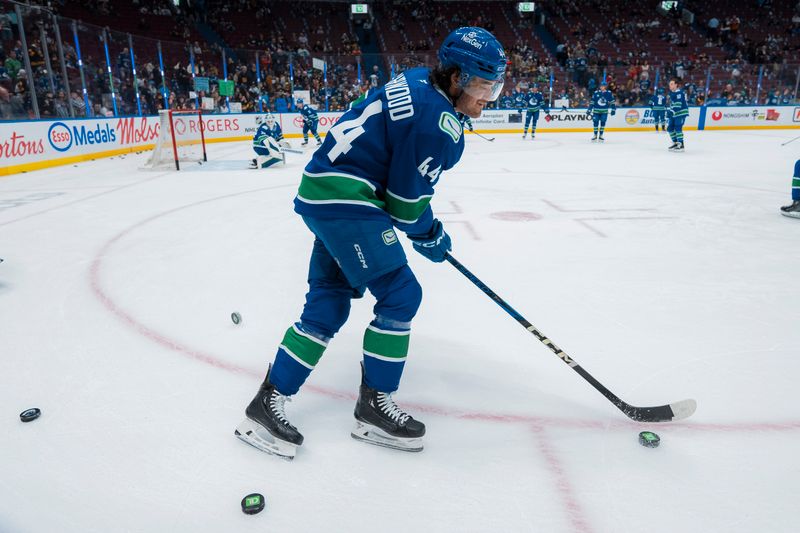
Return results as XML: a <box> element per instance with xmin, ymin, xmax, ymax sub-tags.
<box><xmin>471</xmin><ymin>131</ymin><xmax>495</xmax><ymax>142</ymax></box>
<box><xmin>279</xmin><ymin>147</ymin><xmax>305</xmax><ymax>154</ymax></box>
<box><xmin>445</xmin><ymin>254</ymin><xmax>697</xmax><ymax>422</ymax></box>
<box><xmin>781</xmin><ymin>134</ymin><xmax>800</xmax><ymax>146</ymax></box>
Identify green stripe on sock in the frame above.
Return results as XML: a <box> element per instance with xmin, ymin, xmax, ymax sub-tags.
<box><xmin>281</xmin><ymin>326</ymin><xmax>327</xmax><ymax>367</ymax></box>
<box><xmin>792</xmin><ymin>177</ymin><xmax>800</xmax><ymax>187</ymax></box>
<box><xmin>363</xmin><ymin>327</ymin><xmax>410</xmax><ymax>359</ymax></box>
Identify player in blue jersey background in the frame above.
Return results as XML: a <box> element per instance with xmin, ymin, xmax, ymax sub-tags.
<box><xmin>780</xmin><ymin>159</ymin><xmax>800</xmax><ymax>218</ymax></box>
<box><xmin>298</xmin><ymin>99</ymin><xmax>322</xmax><ymax>146</ymax></box>
<box><xmin>587</xmin><ymin>81</ymin><xmax>616</xmax><ymax>142</ymax></box>
<box><xmin>250</xmin><ymin>113</ymin><xmax>285</xmax><ymax>169</ymax></box>
<box><xmin>649</xmin><ymin>88</ymin><xmax>667</xmax><ymax>132</ymax></box>
<box><xmin>667</xmin><ymin>79</ymin><xmax>689</xmax><ymax>152</ymax></box>
<box><xmin>521</xmin><ymin>84</ymin><xmax>549</xmax><ymax>140</ymax></box>
<box><xmin>236</xmin><ymin>27</ymin><xmax>508</xmax><ymax>459</ymax></box>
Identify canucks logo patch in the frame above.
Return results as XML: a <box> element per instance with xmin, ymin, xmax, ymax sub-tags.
<box><xmin>382</xmin><ymin>229</ymin><xmax>398</xmax><ymax>245</ymax></box>
<box><xmin>439</xmin><ymin>112</ymin><xmax>462</xmax><ymax>143</ymax></box>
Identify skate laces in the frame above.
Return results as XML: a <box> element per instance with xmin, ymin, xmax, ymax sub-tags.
<box><xmin>268</xmin><ymin>392</ymin><xmax>292</xmax><ymax>425</ymax></box>
<box><xmin>376</xmin><ymin>392</ymin><xmax>410</xmax><ymax>424</ymax></box>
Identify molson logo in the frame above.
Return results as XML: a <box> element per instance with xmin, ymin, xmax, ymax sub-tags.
<box><xmin>48</xmin><ymin>121</ymin><xmax>116</xmax><ymax>152</ymax></box>
<box><xmin>624</xmin><ymin>110</ymin><xmax>640</xmax><ymax>125</ymax></box>
<box><xmin>116</xmin><ymin>117</ymin><xmax>159</xmax><ymax>144</ymax></box>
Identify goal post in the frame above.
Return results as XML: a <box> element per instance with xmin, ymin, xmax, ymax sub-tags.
<box><xmin>145</xmin><ymin>109</ymin><xmax>207</xmax><ymax>170</ymax></box>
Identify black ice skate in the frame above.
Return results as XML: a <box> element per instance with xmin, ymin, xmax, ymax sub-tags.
<box><xmin>598</xmin><ymin>135</ymin><xmax>605</xmax><ymax>142</ymax></box>
<box><xmin>780</xmin><ymin>199</ymin><xmax>800</xmax><ymax>219</ymax></box>
<box><xmin>235</xmin><ymin>365</ymin><xmax>304</xmax><ymax>460</ymax></box>
<box><xmin>351</xmin><ymin>363</ymin><xmax>425</xmax><ymax>452</ymax></box>
<box><xmin>674</xmin><ymin>142</ymin><xmax>685</xmax><ymax>152</ymax></box>
<box><xmin>249</xmin><ymin>158</ymin><xmax>258</xmax><ymax>169</ymax></box>
<box><xmin>315</xmin><ymin>139</ymin><xmax>322</xmax><ymax>146</ymax></box>
<box><xmin>522</xmin><ymin>132</ymin><xmax>527</xmax><ymax>139</ymax></box>
<box><xmin>668</xmin><ymin>142</ymin><xmax>678</xmax><ymax>151</ymax></box>
<box><xmin>591</xmin><ymin>134</ymin><xmax>598</xmax><ymax>142</ymax></box>
<box><xmin>301</xmin><ymin>139</ymin><xmax>309</xmax><ymax>146</ymax></box>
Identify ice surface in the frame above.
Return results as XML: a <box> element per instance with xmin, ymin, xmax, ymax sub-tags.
<box><xmin>1</xmin><ymin>131</ymin><xmax>798</xmax><ymax>533</ymax></box>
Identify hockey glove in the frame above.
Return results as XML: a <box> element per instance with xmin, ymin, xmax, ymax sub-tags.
<box><xmin>408</xmin><ymin>219</ymin><xmax>451</xmax><ymax>263</ymax></box>
<box><xmin>611</xmin><ymin>109</ymin><xmax>616</xmax><ymax>116</ymax></box>
<box><xmin>586</xmin><ymin>110</ymin><xmax>592</xmax><ymax>118</ymax></box>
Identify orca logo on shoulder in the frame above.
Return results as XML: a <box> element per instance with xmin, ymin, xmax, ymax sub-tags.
<box><xmin>48</xmin><ymin>122</ymin><xmax>73</xmax><ymax>152</ymax></box>
<box><xmin>438</xmin><ymin>112</ymin><xmax>462</xmax><ymax>143</ymax></box>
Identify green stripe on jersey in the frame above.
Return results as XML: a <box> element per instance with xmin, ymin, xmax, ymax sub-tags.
<box><xmin>297</xmin><ymin>173</ymin><xmax>385</xmax><ymax>210</ymax></box>
<box><xmin>280</xmin><ymin>325</ymin><xmax>327</xmax><ymax>367</ymax></box>
<box><xmin>363</xmin><ymin>326</ymin><xmax>410</xmax><ymax>360</ymax></box>
<box><xmin>386</xmin><ymin>190</ymin><xmax>432</xmax><ymax>224</ymax></box>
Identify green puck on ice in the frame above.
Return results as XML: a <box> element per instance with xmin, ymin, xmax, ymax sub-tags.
<box><xmin>231</xmin><ymin>312</ymin><xmax>241</xmax><ymax>324</ymax></box>
<box><xmin>241</xmin><ymin>493</ymin><xmax>265</xmax><ymax>514</ymax></box>
<box><xmin>20</xmin><ymin>408</ymin><xmax>41</xmax><ymax>422</ymax></box>
<box><xmin>638</xmin><ymin>431</ymin><xmax>660</xmax><ymax>448</ymax></box>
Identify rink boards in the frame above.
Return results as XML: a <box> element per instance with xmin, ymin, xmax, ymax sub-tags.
<box><xmin>1</xmin><ymin>105</ymin><xmax>798</xmax><ymax>175</ymax></box>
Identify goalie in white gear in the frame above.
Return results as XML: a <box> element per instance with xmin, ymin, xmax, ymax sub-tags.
<box><xmin>251</xmin><ymin>114</ymin><xmax>288</xmax><ymax>169</ymax></box>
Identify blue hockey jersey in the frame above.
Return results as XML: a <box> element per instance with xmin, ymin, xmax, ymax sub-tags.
<box><xmin>300</xmin><ymin>106</ymin><xmax>319</xmax><ymax>123</ymax></box>
<box><xmin>253</xmin><ymin>122</ymin><xmax>283</xmax><ymax>145</ymax></box>
<box><xmin>668</xmin><ymin>89</ymin><xmax>689</xmax><ymax>117</ymax></box>
<box><xmin>588</xmin><ymin>90</ymin><xmax>616</xmax><ymax>114</ymax></box>
<box><xmin>524</xmin><ymin>92</ymin><xmax>549</xmax><ymax>113</ymax></box>
<box><xmin>295</xmin><ymin>67</ymin><xmax>465</xmax><ymax>235</ymax></box>
<box><xmin>649</xmin><ymin>94</ymin><xmax>667</xmax><ymax>111</ymax></box>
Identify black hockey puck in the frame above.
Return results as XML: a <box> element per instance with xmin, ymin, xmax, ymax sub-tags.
<box><xmin>20</xmin><ymin>408</ymin><xmax>41</xmax><ymax>422</ymax></box>
<box><xmin>638</xmin><ymin>431</ymin><xmax>660</xmax><ymax>448</ymax></box>
<box><xmin>241</xmin><ymin>493</ymin><xmax>265</xmax><ymax>514</ymax></box>
<box><xmin>231</xmin><ymin>312</ymin><xmax>242</xmax><ymax>325</ymax></box>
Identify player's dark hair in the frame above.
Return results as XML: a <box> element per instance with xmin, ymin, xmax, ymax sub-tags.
<box><xmin>431</xmin><ymin>65</ymin><xmax>460</xmax><ymax>100</ymax></box>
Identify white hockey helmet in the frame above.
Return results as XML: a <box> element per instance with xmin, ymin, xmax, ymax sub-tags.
<box><xmin>265</xmin><ymin>113</ymin><xmax>276</xmax><ymax>126</ymax></box>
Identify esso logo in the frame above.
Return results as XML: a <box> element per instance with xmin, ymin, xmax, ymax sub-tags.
<box><xmin>624</xmin><ymin>110</ymin><xmax>640</xmax><ymax>125</ymax></box>
<box><xmin>711</xmin><ymin>111</ymin><xmax>722</xmax><ymax>121</ymax></box>
<box><xmin>48</xmin><ymin>122</ymin><xmax>73</xmax><ymax>151</ymax></box>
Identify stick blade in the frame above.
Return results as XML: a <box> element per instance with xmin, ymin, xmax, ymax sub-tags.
<box><xmin>623</xmin><ymin>398</ymin><xmax>697</xmax><ymax>423</ymax></box>
<box><xmin>668</xmin><ymin>398</ymin><xmax>697</xmax><ymax>421</ymax></box>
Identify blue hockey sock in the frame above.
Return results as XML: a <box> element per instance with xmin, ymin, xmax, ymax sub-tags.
<box><xmin>270</xmin><ymin>323</ymin><xmax>329</xmax><ymax>395</ymax></box>
<box><xmin>362</xmin><ymin>317</ymin><xmax>410</xmax><ymax>393</ymax></box>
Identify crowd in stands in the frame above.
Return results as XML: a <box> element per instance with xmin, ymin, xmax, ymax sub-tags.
<box><xmin>0</xmin><ymin>0</ymin><xmax>798</xmax><ymax>120</ymax></box>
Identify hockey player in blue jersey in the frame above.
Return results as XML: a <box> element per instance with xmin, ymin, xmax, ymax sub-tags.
<box><xmin>298</xmin><ymin>99</ymin><xmax>322</xmax><ymax>146</ymax></box>
<box><xmin>521</xmin><ymin>84</ymin><xmax>549</xmax><ymax>140</ymax></box>
<box><xmin>587</xmin><ymin>81</ymin><xmax>616</xmax><ymax>141</ymax></box>
<box><xmin>235</xmin><ymin>27</ymin><xmax>508</xmax><ymax>459</ymax></box>
<box><xmin>457</xmin><ymin>112</ymin><xmax>474</xmax><ymax>132</ymax></box>
<box><xmin>649</xmin><ymin>88</ymin><xmax>667</xmax><ymax>132</ymax></box>
<box><xmin>780</xmin><ymin>159</ymin><xmax>800</xmax><ymax>218</ymax></box>
<box><xmin>250</xmin><ymin>114</ymin><xmax>286</xmax><ymax>169</ymax></box>
<box><xmin>667</xmin><ymin>79</ymin><xmax>689</xmax><ymax>152</ymax></box>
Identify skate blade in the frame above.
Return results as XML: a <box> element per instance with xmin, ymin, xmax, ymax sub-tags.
<box><xmin>780</xmin><ymin>210</ymin><xmax>800</xmax><ymax>219</ymax></box>
<box><xmin>235</xmin><ymin>418</ymin><xmax>297</xmax><ymax>460</ymax></box>
<box><xmin>350</xmin><ymin>421</ymin><xmax>423</xmax><ymax>452</ymax></box>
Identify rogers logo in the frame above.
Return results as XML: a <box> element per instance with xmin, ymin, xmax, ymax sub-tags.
<box><xmin>711</xmin><ymin>111</ymin><xmax>722</xmax><ymax>121</ymax></box>
<box><xmin>48</xmin><ymin>122</ymin><xmax>73</xmax><ymax>151</ymax></box>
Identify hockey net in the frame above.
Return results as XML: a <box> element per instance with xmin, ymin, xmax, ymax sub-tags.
<box><xmin>145</xmin><ymin>109</ymin><xmax>207</xmax><ymax>170</ymax></box>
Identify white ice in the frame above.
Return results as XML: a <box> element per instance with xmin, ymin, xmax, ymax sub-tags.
<box><xmin>1</xmin><ymin>130</ymin><xmax>798</xmax><ymax>533</ymax></box>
